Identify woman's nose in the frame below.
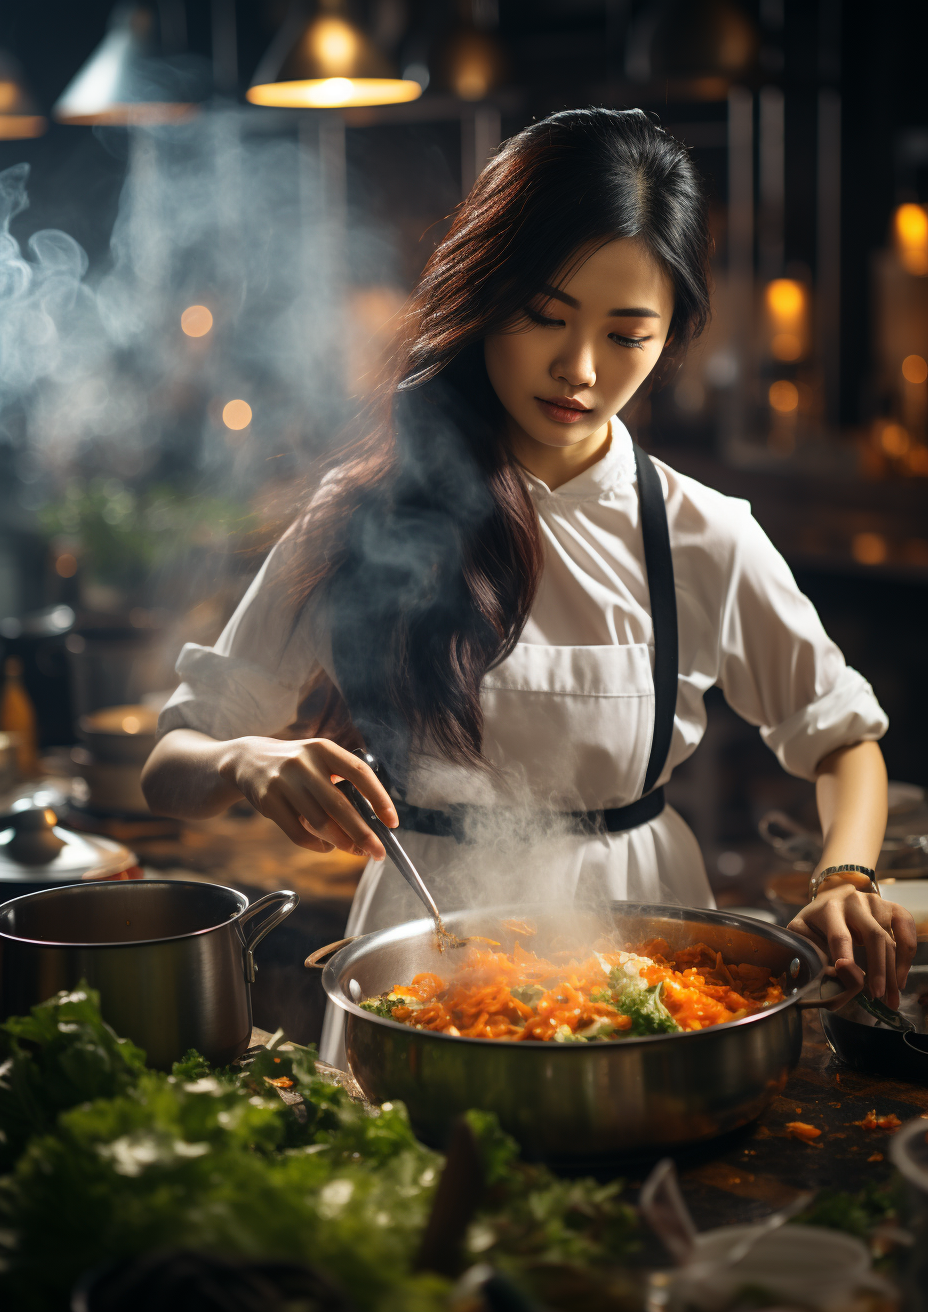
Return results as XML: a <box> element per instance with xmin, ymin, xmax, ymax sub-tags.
<box><xmin>551</xmin><ymin>340</ymin><xmax>596</xmax><ymax>388</ymax></box>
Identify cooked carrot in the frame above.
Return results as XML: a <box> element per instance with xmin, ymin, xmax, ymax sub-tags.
<box><xmin>371</xmin><ymin>938</ymin><xmax>784</xmax><ymax>1042</ymax></box>
<box><xmin>855</xmin><ymin>1110</ymin><xmax>902</xmax><ymax>1131</ymax></box>
<box><xmin>786</xmin><ymin>1121</ymin><xmax>822</xmax><ymax>1142</ymax></box>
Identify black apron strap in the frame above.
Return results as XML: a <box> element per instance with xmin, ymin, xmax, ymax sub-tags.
<box><xmin>633</xmin><ymin>442</ymin><xmax>679</xmax><ymax>796</ymax></box>
<box><xmin>395</xmin><ymin>442</ymin><xmax>679</xmax><ymax>843</ymax></box>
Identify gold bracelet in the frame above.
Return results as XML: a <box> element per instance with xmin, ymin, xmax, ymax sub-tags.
<box><xmin>808</xmin><ymin>864</ymin><xmax>879</xmax><ymax>901</ymax></box>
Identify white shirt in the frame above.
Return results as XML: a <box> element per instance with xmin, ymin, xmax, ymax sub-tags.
<box><xmin>159</xmin><ymin>418</ymin><xmax>886</xmax><ymax>925</ymax></box>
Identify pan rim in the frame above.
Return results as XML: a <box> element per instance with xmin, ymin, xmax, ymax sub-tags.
<box><xmin>0</xmin><ymin>879</ymin><xmax>248</xmax><ymax>949</ymax></box>
<box><xmin>326</xmin><ymin>900</ymin><xmax>825</xmax><ymax>1049</ymax></box>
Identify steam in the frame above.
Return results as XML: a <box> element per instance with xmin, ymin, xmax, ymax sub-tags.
<box><xmin>0</xmin><ymin>110</ymin><xmax>386</xmax><ymax>499</ymax></box>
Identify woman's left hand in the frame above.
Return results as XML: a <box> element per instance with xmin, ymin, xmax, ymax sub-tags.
<box><xmin>789</xmin><ymin>885</ymin><xmax>918</xmax><ymax>1009</ymax></box>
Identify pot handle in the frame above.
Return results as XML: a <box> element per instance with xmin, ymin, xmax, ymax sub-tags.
<box><xmin>795</xmin><ymin>968</ymin><xmax>862</xmax><ymax>1013</ymax></box>
<box><xmin>305</xmin><ymin>937</ymin><xmax>358</xmax><ymax>969</ymax></box>
<box><xmin>237</xmin><ymin>890</ymin><xmax>299</xmax><ymax>984</ymax></box>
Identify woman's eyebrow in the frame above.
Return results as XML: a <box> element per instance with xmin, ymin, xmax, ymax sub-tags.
<box><xmin>538</xmin><ymin>283</ymin><xmax>661</xmax><ymax>319</ymax></box>
<box><xmin>608</xmin><ymin>306</ymin><xmax>661</xmax><ymax>319</ymax></box>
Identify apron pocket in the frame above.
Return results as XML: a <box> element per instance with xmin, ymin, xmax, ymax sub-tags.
<box><xmin>480</xmin><ymin>643</ymin><xmax>655</xmax><ymax>809</ymax></box>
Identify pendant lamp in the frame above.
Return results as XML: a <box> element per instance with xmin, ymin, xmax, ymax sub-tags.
<box><xmin>247</xmin><ymin>0</ymin><xmax>421</xmax><ymax>109</ymax></box>
<box><xmin>0</xmin><ymin>52</ymin><xmax>46</xmax><ymax>139</ymax></box>
<box><xmin>53</xmin><ymin>3</ymin><xmax>204</xmax><ymax>126</ymax></box>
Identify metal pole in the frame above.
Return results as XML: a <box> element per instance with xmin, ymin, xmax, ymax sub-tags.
<box><xmin>725</xmin><ymin>85</ymin><xmax>754</xmax><ymax>458</ymax></box>
<box><xmin>211</xmin><ymin>0</ymin><xmax>238</xmax><ymax>96</ymax></box>
<box><xmin>816</xmin><ymin>89</ymin><xmax>841</xmax><ymax>429</ymax></box>
<box><xmin>758</xmin><ymin>85</ymin><xmax>784</xmax><ymax>281</ymax></box>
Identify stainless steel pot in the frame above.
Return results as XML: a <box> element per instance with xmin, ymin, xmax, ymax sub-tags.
<box><xmin>309</xmin><ymin>902</ymin><xmax>836</xmax><ymax>1166</ymax></box>
<box><xmin>0</xmin><ymin>880</ymin><xmax>298</xmax><ymax>1069</ymax></box>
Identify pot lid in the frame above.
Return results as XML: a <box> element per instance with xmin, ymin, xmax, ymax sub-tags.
<box><xmin>0</xmin><ymin>797</ymin><xmax>135</xmax><ymax>882</ymax></box>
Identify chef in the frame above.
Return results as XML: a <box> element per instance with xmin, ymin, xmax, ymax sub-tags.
<box><xmin>143</xmin><ymin>108</ymin><xmax>916</xmax><ymax>1067</ymax></box>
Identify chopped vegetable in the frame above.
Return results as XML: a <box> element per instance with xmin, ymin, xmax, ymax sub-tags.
<box><xmin>854</xmin><ymin>1110</ymin><xmax>903</xmax><ymax>1131</ymax></box>
<box><xmin>362</xmin><ymin>937</ymin><xmax>784</xmax><ymax>1042</ymax></box>
<box><xmin>785</xmin><ymin>1121</ymin><xmax>822</xmax><ymax>1142</ymax></box>
<box><xmin>791</xmin><ymin>1183</ymin><xmax>896</xmax><ymax>1239</ymax></box>
<box><xmin>0</xmin><ymin>986</ymin><xmax>640</xmax><ymax>1312</ymax></box>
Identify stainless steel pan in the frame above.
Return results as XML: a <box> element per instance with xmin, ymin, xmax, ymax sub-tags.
<box><xmin>0</xmin><ymin>880</ymin><xmax>298</xmax><ymax>1069</ymax></box>
<box><xmin>308</xmin><ymin>902</ymin><xmax>841</xmax><ymax>1166</ymax></box>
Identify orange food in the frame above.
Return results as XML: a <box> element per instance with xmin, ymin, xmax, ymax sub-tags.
<box><xmin>855</xmin><ymin>1110</ymin><xmax>903</xmax><ymax>1131</ymax></box>
<box><xmin>786</xmin><ymin>1121</ymin><xmax>822</xmax><ymax>1142</ymax></box>
<box><xmin>363</xmin><ymin>936</ymin><xmax>785</xmax><ymax>1043</ymax></box>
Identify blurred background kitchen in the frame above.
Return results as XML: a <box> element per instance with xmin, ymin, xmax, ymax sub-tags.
<box><xmin>2</xmin><ymin>0</ymin><xmax>927</xmax><ymax>1041</ymax></box>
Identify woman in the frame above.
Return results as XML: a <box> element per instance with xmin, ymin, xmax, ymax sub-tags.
<box><xmin>143</xmin><ymin>109</ymin><xmax>916</xmax><ymax>1068</ymax></box>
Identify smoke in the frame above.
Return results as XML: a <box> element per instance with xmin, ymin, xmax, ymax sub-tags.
<box><xmin>0</xmin><ymin>109</ymin><xmax>391</xmax><ymax>499</ymax></box>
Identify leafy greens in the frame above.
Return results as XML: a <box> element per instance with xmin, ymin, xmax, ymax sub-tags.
<box><xmin>0</xmin><ymin>985</ymin><xmax>639</xmax><ymax>1312</ymax></box>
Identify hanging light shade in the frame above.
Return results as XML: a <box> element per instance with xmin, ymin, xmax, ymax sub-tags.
<box><xmin>0</xmin><ymin>52</ymin><xmax>47</xmax><ymax>139</ymax></box>
<box><xmin>247</xmin><ymin>0</ymin><xmax>421</xmax><ymax>109</ymax></box>
<box><xmin>53</xmin><ymin>3</ymin><xmax>204</xmax><ymax>126</ymax></box>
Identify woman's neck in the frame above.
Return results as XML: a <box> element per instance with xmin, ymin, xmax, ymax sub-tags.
<box><xmin>506</xmin><ymin>416</ymin><xmax>612</xmax><ymax>490</ymax></box>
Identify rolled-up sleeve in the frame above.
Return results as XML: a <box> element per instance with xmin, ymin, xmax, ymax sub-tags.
<box><xmin>716</xmin><ymin>508</ymin><xmax>887</xmax><ymax>780</ymax></box>
<box><xmin>157</xmin><ymin>539</ymin><xmax>325</xmax><ymax>743</ymax></box>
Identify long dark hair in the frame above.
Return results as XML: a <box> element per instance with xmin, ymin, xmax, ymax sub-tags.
<box><xmin>293</xmin><ymin>108</ymin><xmax>711</xmax><ymax>782</ymax></box>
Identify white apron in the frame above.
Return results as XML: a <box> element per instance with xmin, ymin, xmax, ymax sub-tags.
<box><xmin>319</xmin><ymin>443</ymin><xmax>712</xmax><ymax>1067</ymax></box>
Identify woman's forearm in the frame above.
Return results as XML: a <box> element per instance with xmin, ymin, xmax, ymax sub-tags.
<box><xmin>141</xmin><ymin>728</ymin><xmax>245</xmax><ymax>818</ymax></box>
<box><xmin>813</xmin><ymin>739</ymin><xmax>887</xmax><ymax>877</ymax></box>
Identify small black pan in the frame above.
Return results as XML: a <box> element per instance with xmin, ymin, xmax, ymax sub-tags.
<box><xmin>820</xmin><ymin>945</ymin><xmax>928</xmax><ymax>1084</ymax></box>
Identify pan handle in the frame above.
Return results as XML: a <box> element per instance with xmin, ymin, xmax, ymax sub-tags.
<box><xmin>305</xmin><ymin>936</ymin><xmax>359</xmax><ymax>969</ymax></box>
<box><xmin>795</xmin><ymin>967</ymin><xmax>862</xmax><ymax>1013</ymax></box>
<box><xmin>237</xmin><ymin>890</ymin><xmax>299</xmax><ymax>984</ymax></box>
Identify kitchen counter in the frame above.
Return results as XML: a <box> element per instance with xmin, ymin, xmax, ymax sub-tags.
<box><xmin>638</xmin><ymin>1008</ymin><xmax>928</xmax><ymax>1228</ymax></box>
<box><xmin>255</xmin><ymin>1008</ymin><xmax>927</xmax><ymax>1226</ymax></box>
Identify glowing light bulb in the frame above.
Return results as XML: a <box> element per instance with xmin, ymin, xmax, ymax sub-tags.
<box><xmin>766</xmin><ymin>279</ymin><xmax>804</xmax><ymax>320</ymax></box>
<box><xmin>894</xmin><ymin>203</ymin><xmax>928</xmax><ymax>276</ymax></box>
<box><xmin>182</xmin><ymin>305</ymin><xmax>213</xmax><ymax>337</ymax></box>
<box><xmin>310</xmin><ymin>18</ymin><xmax>360</xmax><ymax>72</ymax></box>
<box><xmin>222</xmin><ymin>399</ymin><xmax>252</xmax><ymax>430</ymax></box>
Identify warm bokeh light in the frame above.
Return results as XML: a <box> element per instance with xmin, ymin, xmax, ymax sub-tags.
<box><xmin>54</xmin><ymin>552</ymin><xmax>78</xmax><ymax>578</ymax></box>
<box><xmin>121</xmin><ymin>715</ymin><xmax>141</xmax><ymax>734</ymax></box>
<box><xmin>310</xmin><ymin>17</ymin><xmax>360</xmax><ymax>71</ymax></box>
<box><xmin>181</xmin><ymin>305</ymin><xmax>213</xmax><ymax>337</ymax></box>
<box><xmin>247</xmin><ymin>76</ymin><xmax>420</xmax><ymax>107</ymax></box>
<box><xmin>771</xmin><ymin>332</ymin><xmax>801</xmax><ymax>362</ymax></box>
<box><xmin>894</xmin><ymin>203</ymin><xmax>928</xmax><ymax>276</ymax></box>
<box><xmin>907</xmin><ymin>445</ymin><xmax>928</xmax><ymax>475</ymax></box>
<box><xmin>222</xmin><ymin>399</ymin><xmax>252</xmax><ymax>430</ymax></box>
<box><xmin>880</xmin><ymin>423</ymin><xmax>910</xmax><ymax>457</ymax></box>
<box><xmin>769</xmin><ymin>380</ymin><xmax>799</xmax><ymax>413</ymax></box>
<box><xmin>902</xmin><ymin>354</ymin><xmax>928</xmax><ymax>385</ymax></box>
<box><xmin>0</xmin><ymin>114</ymin><xmax>46</xmax><ymax>139</ymax></box>
<box><xmin>851</xmin><ymin>532</ymin><xmax>888</xmax><ymax>566</ymax></box>
<box><xmin>766</xmin><ymin>279</ymin><xmax>804</xmax><ymax>319</ymax></box>
<box><xmin>765</xmin><ymin>279</ymin><xmax>807</xmax><ymax>362</ymax></box>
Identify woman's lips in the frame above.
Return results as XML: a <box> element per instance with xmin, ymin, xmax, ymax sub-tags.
<box><xmin>535</xmin><ymin>396</ymin><xmax>592</xmax><ymax>424</ymax></box>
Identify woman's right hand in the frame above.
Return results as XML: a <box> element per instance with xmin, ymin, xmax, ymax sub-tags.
<box><xmin>221</xmin><ymin>736</ymin><xmax>398</xmax><ymax>858</ymax></box>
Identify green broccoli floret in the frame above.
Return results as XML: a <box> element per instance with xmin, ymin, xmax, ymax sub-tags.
<box><xmin>360</xmin><ymin>996</ymin><xmax>401</xmax><ymax>1020</ymax></box>
<box><xmin>610</xmin><ymin>982</ymin><xmax>680</xmax><ymax>1036</ymax></box>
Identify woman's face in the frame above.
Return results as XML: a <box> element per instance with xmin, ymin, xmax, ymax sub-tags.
<box><xmin>484</xmin><ymin>237</ymin><xmax>675</xmax><ymax>457</ymax></box>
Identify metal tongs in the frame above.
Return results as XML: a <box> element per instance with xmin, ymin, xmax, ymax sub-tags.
<box><xmin>335</xmin><ymin>751</ymin><xmax>467</xmax><ymax>949</ymax></box>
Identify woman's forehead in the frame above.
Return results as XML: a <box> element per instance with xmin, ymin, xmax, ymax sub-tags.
<box><xmin>552</xmin><ymin>238</ymin><xmax>673</xmax><ymax>311</ymax></box>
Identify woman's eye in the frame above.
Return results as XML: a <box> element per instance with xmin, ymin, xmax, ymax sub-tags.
<box><xmin>524</xmin><ymin>306</ymin><xmax>564</xmax><ymax>327</ymax></box>
<box><xmin>610</xmin><ymin>334</ymin><xmax>647</xmax><ymax>350</ymax></box>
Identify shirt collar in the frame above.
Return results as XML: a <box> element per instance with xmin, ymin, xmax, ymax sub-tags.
<box><xmin>521</xmin><ymin>416</ymin><xmax>636</xmax><ymax>501</ymax></box>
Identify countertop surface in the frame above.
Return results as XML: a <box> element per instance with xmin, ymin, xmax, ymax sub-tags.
<box><xmin>636</xmin><ymin>1009</ymin><xmax>928</xmax><ymax>1229</ymax></box>
<box><xmin>255</xmin><ymin>1008</ymin><xmax>928</xmax><ymax>1230</ymax></box>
